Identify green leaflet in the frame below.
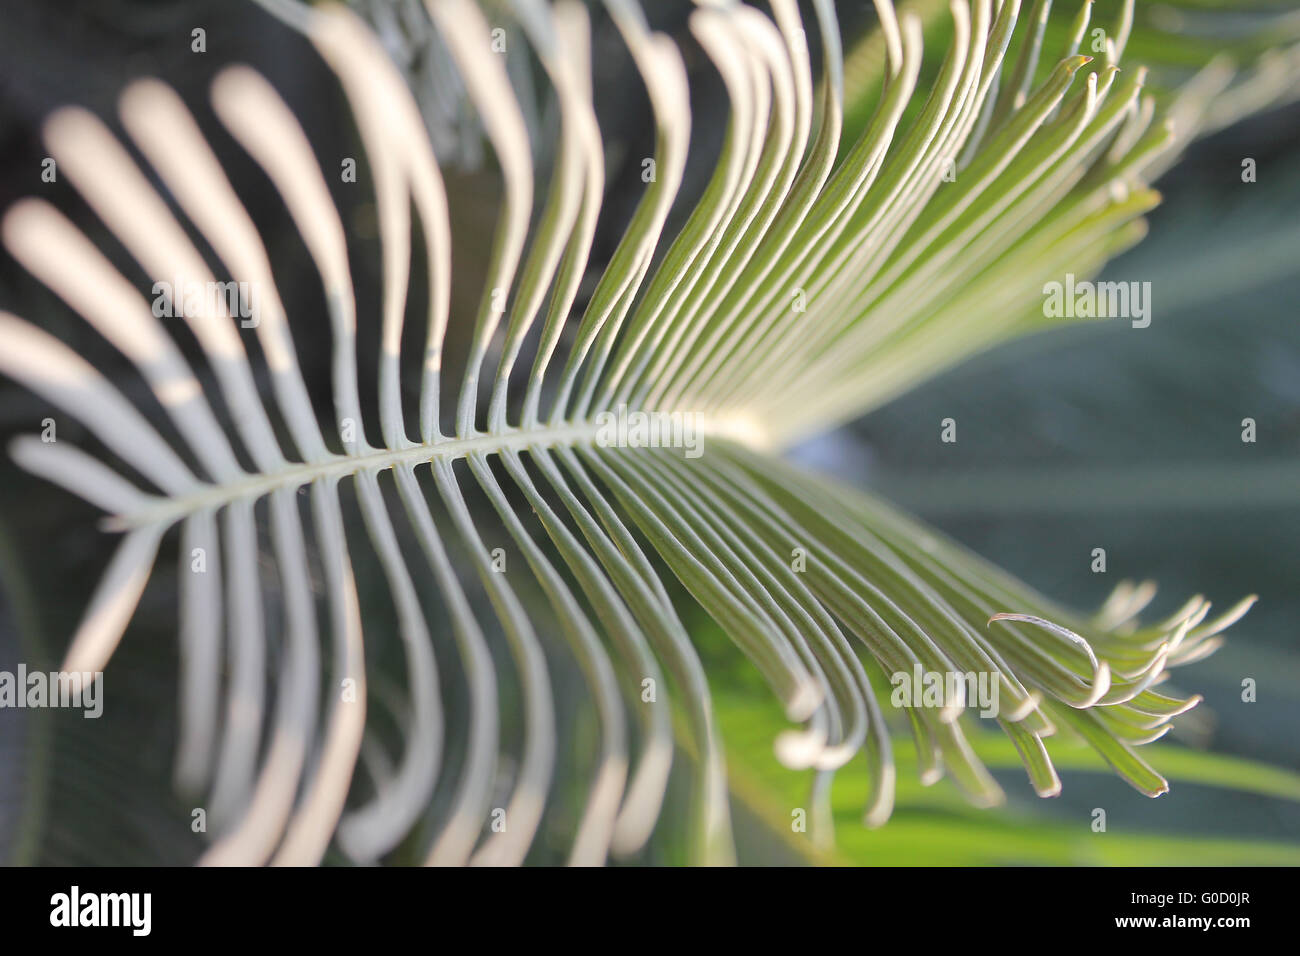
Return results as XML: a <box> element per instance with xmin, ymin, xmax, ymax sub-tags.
<box><xmin>713</xmin><ymin>686</ymin><xmax>1300</xmax><ymax>866</ymax></box>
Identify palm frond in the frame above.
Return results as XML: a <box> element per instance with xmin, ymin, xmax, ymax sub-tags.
<box><xmin>0</xmin><ymin>0</ymin><xmax>1292</xmax><ymax>865</ymax></box>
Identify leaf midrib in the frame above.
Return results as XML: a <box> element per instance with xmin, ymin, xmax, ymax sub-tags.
<box><xmin>113</xmin><ymin>412</ymin><xmax>769</xmax><ymax>530</ymax></box>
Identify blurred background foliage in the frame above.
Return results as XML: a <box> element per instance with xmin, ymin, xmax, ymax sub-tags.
<box><xmin>0</xmin><ymin>0</ymin><xmax>1296</xmax><ymax>865</ymax></box>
